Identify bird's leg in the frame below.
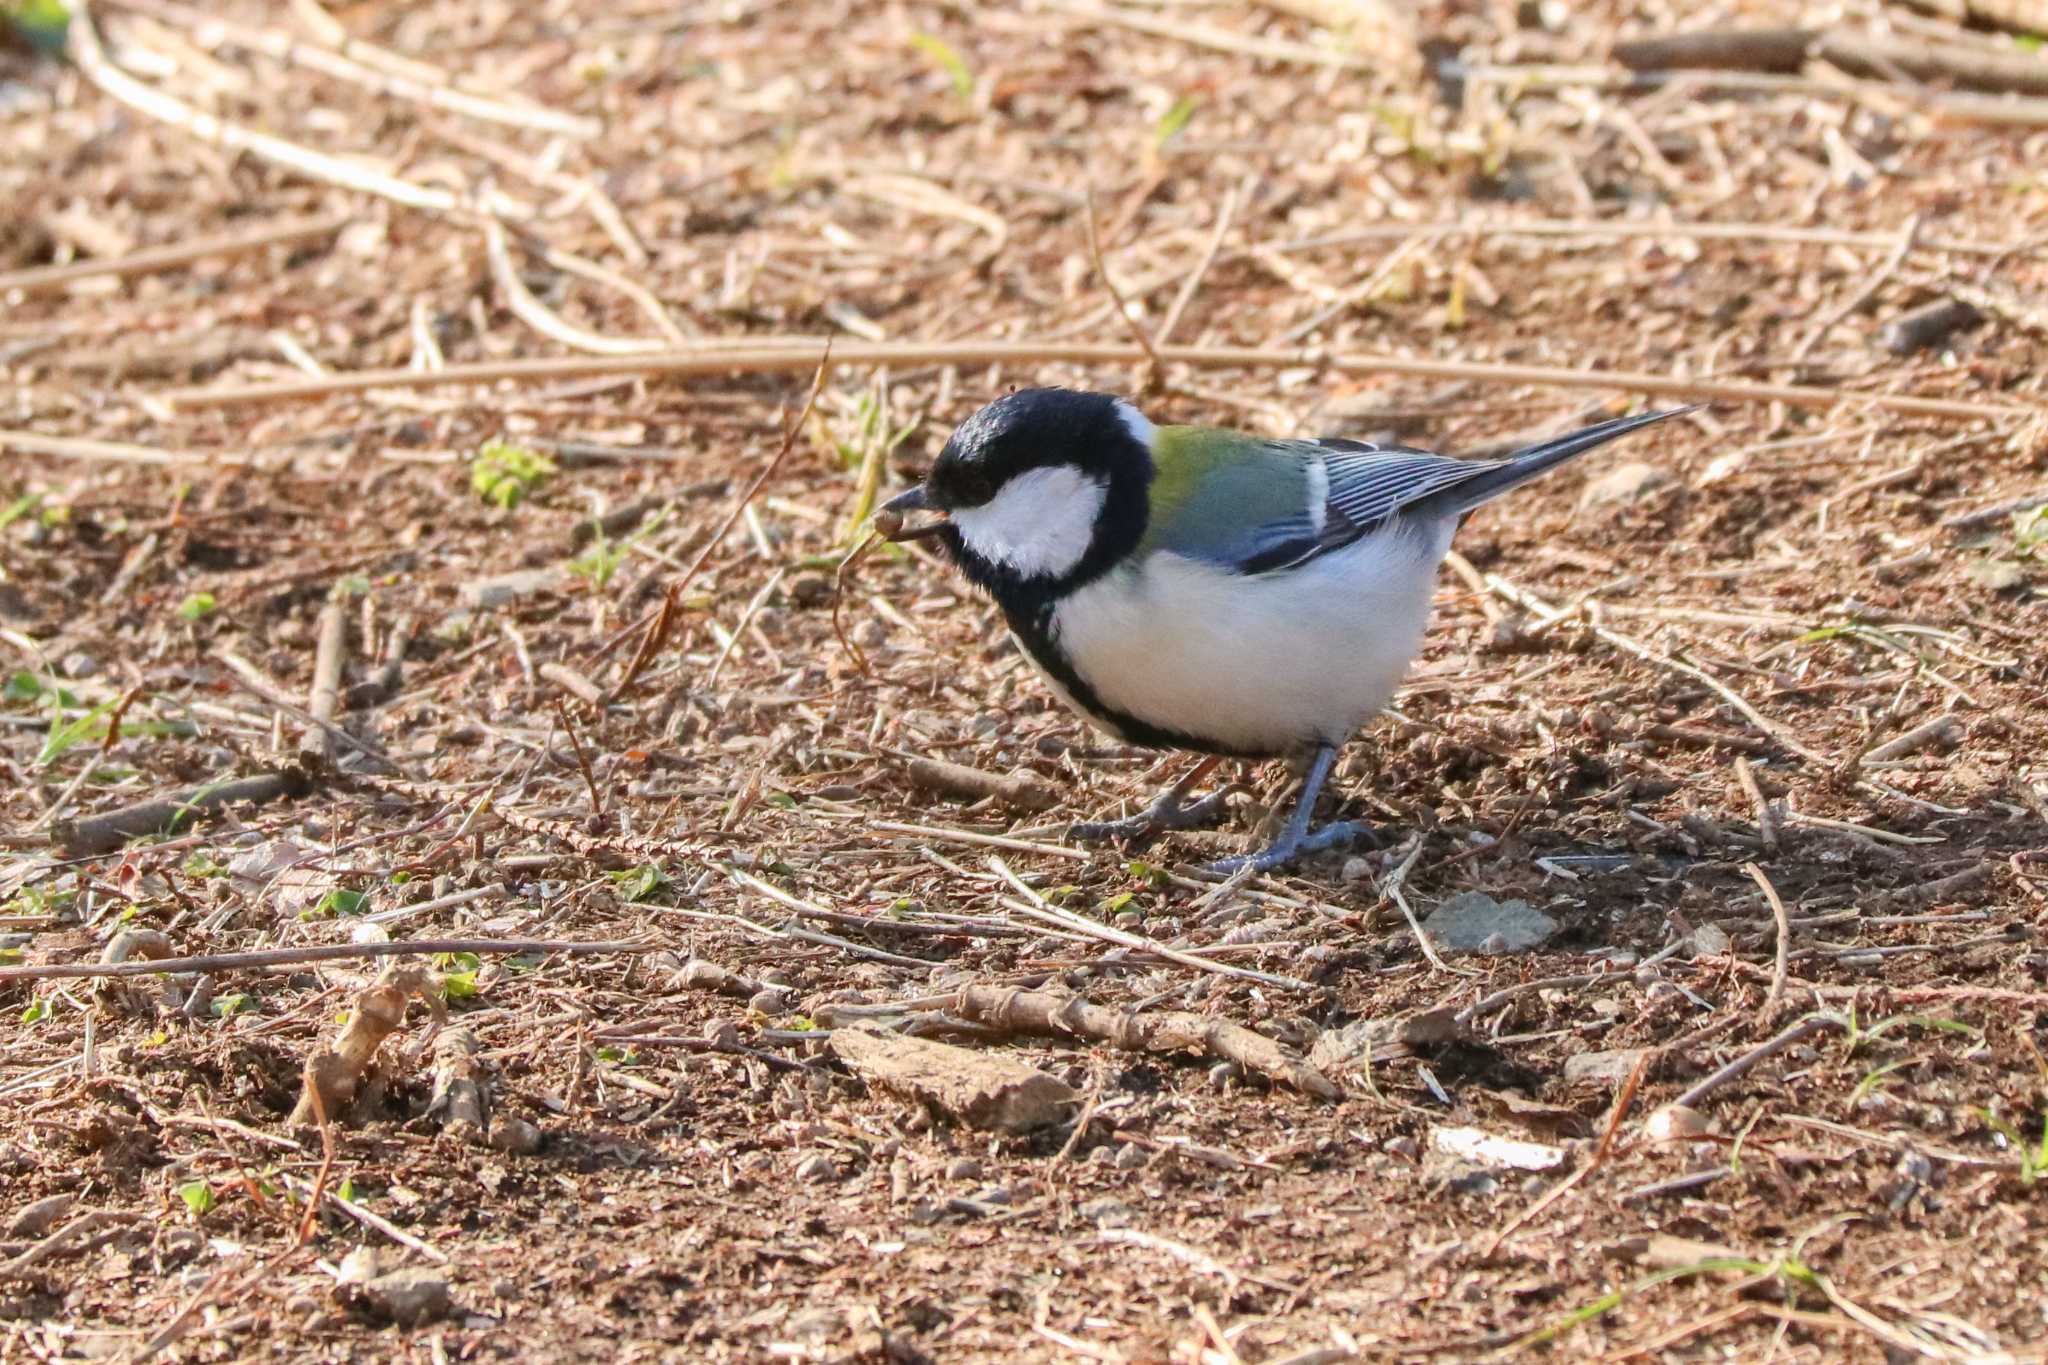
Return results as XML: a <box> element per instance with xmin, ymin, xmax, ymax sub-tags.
<box><xmin>1204</xmin><ymin>743</ymin><xmax>1373</xmax><ymax>875</ymax></box>
<box><xmin>1069</xmin><ymin>754</ymin><xmax>1233</xmax><ymax>844</ymax></box>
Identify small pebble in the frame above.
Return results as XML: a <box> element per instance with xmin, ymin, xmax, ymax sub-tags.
<box><xmin>1208</xmin><ymin>1061</ymin><xmax>1242</xmax><ymax>1089</ymax></box>
<box><xmin>1339</xmin><ymin>856</ymin><xmax>1374</xmax><ymax>883</ymax></box>
<box><xmin>945</xmin><ymin>1157</ymin><xmax>982</xmax><ymax>1181</ymax></box>
<box><xmin>1112</xmin><ymin>1145</ymin><xmax>1147</xmax><ymax>1171</ymax></box>
<box><xmin>1384</xmin><ymin>1135</ymin><xmax>1421</xmax><ymax>1162</ymax></box>
<box><xmin>795</xmin><ymin>1153</ymin><xmax>836</xmax><ymax>1182</ymax></box>
<box><xmin>488</xmin><ymin>1117</ymin><xmax>544</xmax><ymax>1155</ymax></box>
<box><xmin>360</xmin><ymin>1269</ymin><xmax>452</xmax><ymax>1326</ymax></box>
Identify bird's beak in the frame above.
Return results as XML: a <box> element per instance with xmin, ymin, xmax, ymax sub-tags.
<box><xmin>874</xmin><ymin>484</ymin><xmax>949</xmax><ymax>542</ymax></box>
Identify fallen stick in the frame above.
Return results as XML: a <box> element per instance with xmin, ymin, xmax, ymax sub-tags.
<box><xmin>157</xmin><ymin>340</ymin><xmax>2040</xmax><ymax>423</ymax></box>
<box><xmin>66</xmin><ymin>1</ymin><xmax>465</xmax><ymax>216</ymax></box>
<box><xmin>128</xmin><ymin>0</ymin><xmax>600</xmax><ymax>137</ymax></box>
<box><xmin>954</xmin><ymin>984</ymin><xmax>1339</xmax><ymax>1099</ymax></box>
<box><xmin>989</xmin><ymin>856</ymin><xmax>1315</xmax><ymax>992</ymax></box>
<box><xmin>0</xmin><ymin>1210</ymin><xmax>147</xmax><ymax>1280</ymax></box>
<box><xmin>904</xmin><ymin>756</ymin><xmax>1058</xmax><ymax>812</ymax></box>
<box><xmin>1613</xmin><ymin>28</ymin><xmax>1815</xmax><ymax>73</ymax></box>
<box><xmin>1863</xmin><ymin>714</ymin><xmax>1963</xmax><ymax>763</ymax></box>
<box><xmin>1745</xmin><ymin>861</ymin><xmax>1793</xmax><ymax>1022</ymax></box>
<box><xmin>1670</xmin><ymin>1015</ymin><xmax>1844</xmax><ymax>1111</ymax></box>
<box><xmin>53</xmin><ymin>770</ymin><xmax>309</xmax><ymax>856</ymax></box>
<box><xmin>1882</xmin><ymin>297</ymin><xmax>1983</xmax><ymax>355</ymax></box>
<box><xmin>425</xmin><ymin>1027</ymin><xmax>489</xmax><ymax>1142</ymax></box>
<box><xmin>1817</xmin><ymin>32</ymin><xmax>2048</xmax><ymax>98</ymax></box>
<box><xmin>0</xmin><ymin>937</ymin><xmax>652</xmax><ymax>985</ymax></box>
<box><xmin>0</xmin><ymin>429</ymin><xmax>236</xmax><ymax>467</ymax></box>
<box><xmin>1862</xmin><ymin>862</ymin><xmax>1990</xmax><ymax>910</ymax></box>
<box><xmin>0</xmin><ymin>214</ymin><xmax>352</xmax><ymax>296</ymax></box>
<box><xmin>1900</xmin><ymin>0</ymin><xmax>2048</xmax><ymax>33</ymax></box>
<box><xmin>300</xmin><ymin>597</ymin><xmax>348</xmax><ymax>764</ymax></box>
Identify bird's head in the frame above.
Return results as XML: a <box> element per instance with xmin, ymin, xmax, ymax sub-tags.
<box><xmin>877</xmin><ymin>388</ymin><xmax>1154</xmax><ymax>598</ymax></box>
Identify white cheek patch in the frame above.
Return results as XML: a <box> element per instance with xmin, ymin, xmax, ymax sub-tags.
<box><xmin>1113</xmin><ymin>398</ymin><xmax>1155</xmax><ymax>450</ymax></box>
<box><xmin>950</xmin><ymin>464</ymin><xmax>1107</xmax><ymax>580</ymax></box>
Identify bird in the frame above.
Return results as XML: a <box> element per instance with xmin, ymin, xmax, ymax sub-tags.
<box><xmin>875</xmin><ymin>388</ymin><xmax>1694</xmax><ymax>874</ymax></box>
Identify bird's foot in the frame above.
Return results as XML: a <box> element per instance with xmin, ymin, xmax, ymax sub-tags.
<box><xmin>1203</xmin><ymin>820</ymin><xmax>1375</xmax><ymax>877</ymax></box>
<box><xmin>1070</xmin><ymin>786</ymin><xmax>1236</xmax><ymax>845</ymax></box>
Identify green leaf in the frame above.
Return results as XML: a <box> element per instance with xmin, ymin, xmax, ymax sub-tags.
<box><xmin>441</xmin><ymin>971</ymin><xmax>480</xmax><ymax>1000</ymax></box>
<box><xmin>21</xmin><ymin>998</ymin><xmax>50</xmax><ymax>1025</ymax></box>
<box><xmin>2014</xmin><ymin>505</ymin><xmax>2048</xmax><ymax>555</ymax></box>
<box><xmin>181</xmin><ymin>851</ymin><xmax>227</xmax><ymax>879</ymax></box>
<box><xmin>308</xmin><ymin>888</ymin><xmax>370</xmax><ymax>918</ymax></box>
<box><xmin>3</xmin><ymin>0</ymin><xmax>70</xmax><ymax>52</ymax></box>
<box><xmin>175</xmin><ymin>592</ymin><xmax>217</xmax><ymax>622</ymax></box>
<box><xmin>1153</xmin><ymin>95</ymin><xmax>1200</xmax><ymax>150</ymax></box>
<box><xmin>210</xmin><ymin>993</ymin><xmax>256</xmax><ymax>1018</ymax></box>
<box><xmin>37</xmin><ymin>696</ymin><xmax>116</xmax><ymax>767</ymax></box>
<box><xmin>569</xmin><ymin>537</ymin><xmax>627</xmax><ymax>588</ymax></box>
<box><xmin>471</xmin><ymin>439</ymin><xmax>556</xmax><ymax>510</ymax></box>
<box><xmin>337</xmin><ymin>1177</ymin><xmax>356</xmax><ymax>1202</ymax></box>
<box><xmin>0</xmin><ymin>492</ymin><xmax>43</xmax><ymax>529</ymax></box>
<box><xmin>607</xmin><ymin>864</ymin><xmax>667</xmax><ymax>902</ymax></box>
<box><xmin>909</xmin><ymin>31</ymin><xmax>974</xmax><ymax>101</ymax></box>
<box><xmin>3</xmin><ymin>669</ymin><xmax>43</xmax><ymax>702</ymax></box>
<box><xmin>176</xmin><ymin>1180</ymin><xmax>216</xmax><ymax>1215</ymax></box>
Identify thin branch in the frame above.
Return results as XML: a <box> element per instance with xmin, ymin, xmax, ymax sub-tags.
<box><xmin>129</xmin><ymin>0</ymin><xmax>601</xmax><ymax>138</ymax></box>
<box><xmin>1083</xmin><ymin>184</ymin><xmax>1163</xmax><ymax>376</ymax></box>
<box><xmin>989</xmin><ymin>856</ymin><xmax>1315</xmax><ymax>991</ymax></box>
<box><xmin>67</xmin><ymin>1</ymin><xmax>468</xmax><ymax>215</ymax></box>
<box><xmin>0</xmin><ymin>214</ymin><xmax>351</xmax><ymax>295</ymax></box>
<box><xmin>1745</xmin><ymin>861</ymin><xmax>1792</xmax><ymax>1022</ymax></box>
<box><xmin>159</xmin><ymin>340</ymin><xmax>2040</xmax><ymax>422</ymax></box>
<box><xmin>482</xmin><ymin>214</ymin><xmax>664</xmax><ymax>356</ymax></box>
<box><xmin>1381</xmin><ymin>838</ymin><xmax>1476</xmax><ymax>977</ymax></box>
<box><xmin>1155</xmin><ymin>180</ymin><xmax>1245</xmax><ymax>348</ymax></box>
<box><xmin>0</xmin><ymin>430</ymin><xmax>242</xmax><ymax>468</ymax></box>
<box><xmin>607</xmin><ymin>348</ymin><xmax>830</xmax><ymax>694</ymax></box>
<box><xmin>0</xmin><ymin>938</ymin><xmax>653</xmax><ymax>985</ymax></box>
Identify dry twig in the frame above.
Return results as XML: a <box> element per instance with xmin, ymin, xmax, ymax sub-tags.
<box><xmin>954</xmin><ymin>984</ymin><xmax>1339</xmax><ymax>1099</ymax></box>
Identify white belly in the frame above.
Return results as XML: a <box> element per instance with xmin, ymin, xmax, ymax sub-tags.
<box><xmin>1046</xmin><ymin>523</ymin><xmax>1452</xmax><ymax>755</ymax></box>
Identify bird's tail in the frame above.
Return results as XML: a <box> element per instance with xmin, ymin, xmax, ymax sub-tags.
<box><xmin>1411</xmin><ymin>405</ymin><xmax>1699</xmax><ymax>522</ymax></box>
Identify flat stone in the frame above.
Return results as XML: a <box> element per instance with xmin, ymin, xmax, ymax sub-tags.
<box><xmin>1564</xmin><ymin>1048</ymin><xmax>1649</xmax><ymax>1086</ymax></box>
<box><xmin>1421</xmin><ymin>892</ymin><xmax>1559</xmax><ymax>953</ymax></box>
<box><xmin>829</xmin><ymin>1023</ymin><xmax>1078</xmax><ymax>1133</ymax></box>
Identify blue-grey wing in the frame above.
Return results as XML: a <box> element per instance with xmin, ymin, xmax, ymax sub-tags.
<box><xmin>1164</xmin><ymin>438</ymin><xmax>1504</xmax><ymax>575</ymax></box>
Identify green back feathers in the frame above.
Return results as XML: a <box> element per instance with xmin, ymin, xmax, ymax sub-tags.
<box><xmin>1139</xmin><ymin>426</ymin><xmax>1309</xmax><ymax>560</ymax></box>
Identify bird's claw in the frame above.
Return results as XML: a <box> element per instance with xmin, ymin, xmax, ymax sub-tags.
<box><xmin>1069</xmin><ymin>786</ymin><xmax>1236</xmax><ymax>845</ymax></box>
<box><xmin>1202</xmin><ymin>820</ymin><xmax>1374</xmax><ymax>877</ymax></box>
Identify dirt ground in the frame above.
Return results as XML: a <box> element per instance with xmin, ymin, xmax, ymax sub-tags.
<box><xmin>5</xmin><ymin>0</ymin><xmax>2048</xmax><ymax>1360</ymax></box>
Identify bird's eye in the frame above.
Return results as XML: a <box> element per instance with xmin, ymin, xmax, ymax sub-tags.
<box><xmin>953</xmin><ymin>469</ymin><xmax>997</xmax><ymax>506</ymax></box>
